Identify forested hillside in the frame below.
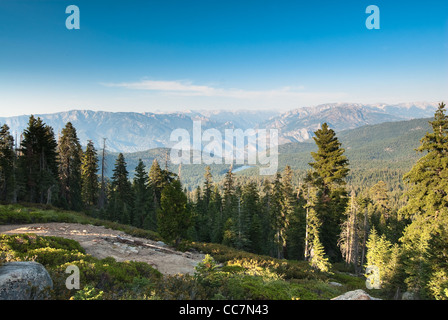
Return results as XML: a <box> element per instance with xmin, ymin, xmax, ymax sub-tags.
<box><xmin>103</xmin><ymin>117</ymin><xmax>432</xmax><ymax>192</ymax></box>
<box><xmin>0</xmin><ymin>105</ymin><xmax>447</xmax><ymax>300</ymax></box>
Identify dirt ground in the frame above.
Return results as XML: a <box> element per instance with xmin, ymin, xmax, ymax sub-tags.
<box><xmin>0</xmin><ymin>223</ymin><xmax>205</xmax><ymax>276</ymax></box>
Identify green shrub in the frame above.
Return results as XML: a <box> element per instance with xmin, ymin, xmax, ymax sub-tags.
<box><xmin>154</xmin><ymin>274</ymin><xmax>211</xmax><ymax>300</ymax></box>
<box><xmin>71</xmin><ymin>285</ymin><xmax>104</xmax><ymax>300</ymax></box>
<box><xmin>0</xmin><ymin>233</ymin><xmax>162</xmax><ymax>300</ymax></box>
<box><xmin>1</xmin><ymin>233</ymin><xmax>85</xmax><ymax>255</ymax></box>
<box><xmin>24</xmin><ymin>248</ymin><xmax>87</xmax><ymax>266</ymax></box>
<box><xmin>0</xmin><ymin>204</ymin><xmax>356</xmax><ymax>300</ymax></box>
<box><xmin>225</xmin><ymin>275</ymin><xmax>291</xmax><ymax>300</ymax></box>
<box><xmin>189</xmin><ymin>242</ymin><xmax>324</xmax><ymax>281</ymax></box>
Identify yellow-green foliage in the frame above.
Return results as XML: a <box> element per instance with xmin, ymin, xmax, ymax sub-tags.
<box><xmin>71</xmin><ymin>285</ymin><xmax>104</xmax><ymax>300</ymax></box>
<box><xmin>189</xmin><ymin>241</ymin><xmax>324</xmax><ymax>281</ymax></box>
<box><xmin>0</xmin><ymin>204</ymin><xmax>365</xmax><ymax>300</ymax></box>
<box><xmin>150</xmin><ymin>254</ymin><xmax>342</xmax><ymax>300</ymax></box>
<box><xmin>0</xmin><ymin>233</ymin><xmax>359</xmax><ymax>300</ymax></box>
<box><xmin>0</xmin><ymin>233</ymin><xmax>162</xmax><ymax>300</ymax></box>
<box><xmin>226</xmin><ymin>258</ymin><xmax>283</xmax><ymax>281</ymax></box>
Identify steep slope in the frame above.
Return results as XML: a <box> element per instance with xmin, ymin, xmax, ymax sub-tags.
<box><xmin>261</xmin><ymin>102</ymin><xmax>437</xmax><ymax>143</ymax></box>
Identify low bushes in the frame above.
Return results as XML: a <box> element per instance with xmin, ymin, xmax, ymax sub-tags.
<box><xmin>188</xmin><ymin>241</ymin><xmax>325</xmax><ymax>281</ymax></box>
<box><xmin>0</xmin><ymin>204</ymin><xmax>367</xmax><ymax>300</ymax></box>
<box><xmin>0</xmin><ymin>233</ymin><xmax>360</xmax><ymax>300</ymax></box>
<box><xmin>0</xmin><ymin>233</ymin><xmax>162</xmax><ymax>300</ymax></box>
<box><xmin>154</xmin><ymin>254</ymin><xmax>346</xmax><ymax>300</ymax></box>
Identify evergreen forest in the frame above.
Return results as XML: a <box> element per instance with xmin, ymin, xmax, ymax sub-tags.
<box><xmin>0</xmin><ymin>103</ymin><xmax>447</xmax><ymax>300</ymax></box>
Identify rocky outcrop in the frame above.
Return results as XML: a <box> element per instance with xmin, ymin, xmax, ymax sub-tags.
<box><xmin>0</xmin><ymin>261</ymin><xmax>53</xmax><ymax>300</ymax></box>
<box><xmin>331</xmin><ymin>289</ymin><xmax>381</xmax><ymax>300</ymax></box>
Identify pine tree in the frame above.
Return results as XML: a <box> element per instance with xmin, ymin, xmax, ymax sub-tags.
<box><xmin>286</xmin><ymin>183</ymin><xmax>307</xmax><ymax>260</ymax></box>
<box><xmin>209</xmin><ymin>185</ymin><xmax>224</xmax><ymax>244</ymax></box>
<box><xmin>231</xmin><ymin>185</ymin><xmax>247</xmax><ymax>250</ymax></box>
<box><xmin>81</xmin><ymin>140</ymin><xmax>99</xmax><ymax>208</ymax></box>
<box><xmin>338</xmin><ymin>190</ymin><xmax>363</xmax><ymax>270</ymax></box>
<box><xmin>222</xmin><ymin>218</ymin><xmax>237</xmax><ymax>248</ymax></box>
<box><xmin>98</xmin><ymin>138</ymin><xmax>107</xmax><ymax>209</ymax></box>
<box><xmin>57</xmin><ymin>122</ymin><xmax>83</xmax><ymax>210</ymax></box>
<box><xmin>203</xmin><ymin>165</ymin><xmax>213</xmax><ymax>208</ymax></box>
<box><xmin>132</xmin><ymin>159</ymin><xmax>149</xmax><ymax>228</ymax></box>
<box><xmin>202</xmin><ymin>166</ymin><xmax>214</xmax><ymax>241</ymax></box>
<box><xmin>241</xmin><ymin>181</ymin><xmax>262</xmax><ymax>253</ymax></box>
<box><xmin>193</xmin><ymin>166</ymin><xmax>216</xmax><ymax>242</ymax></box>
<box><xmin>222</xmin><ymin>166</ymin><xmax>238</xmax><ymax>247</ymax></box>
<box><xmin>260</xmin><ymin>179</ymin><xmax>275</xmax><ymax>256</ymax></box>
<box><xmin>400</xmin><ymin>102</ymin><xmax>448</xmax><ymax>219</ymax></box>
<box><xmin>365</xmin><ymin>227</ymin><xmax>402</xmax><ymax>291</ymax></box>
<box><xmin>148</xmin><ymin>159</ymin><xmax>165</xmax><ymax>209</ymax></box>
<box><xmin>304</xmin><ymin>182</ymin><xmax>322</xmax><ymax>262</ymax></box>
<box><xmin>0</xmin><ymin>124</ymin><xmax>16</xmax><ymax>202</ymax></box>
<box><xmin>157</xmin><ymin>179</ymin><xmax>191</xmax><ymax>245</ymax></box>
<box><xmin>369</xmin><ymin>181</ymin><xmax>392</xmax><ymax>237</ymax></box>
<box><xmin>147</xmin><ymin>158</ymin><xmax>178</xmax><ymax>230</ymax></box>
<box><xmin>108</xmin><ymin>153</ymin><xmax>133</xmax><ymax>224</ymax></box>
<box><xmin>19</xmin><ymin>116</ymin><xmax>58</xmax><ymax>204</ymax></box>
<box><xmin>280</xmin><ymin>165</ymin><xmax>296</xmax><ymax>258</ymax></box>
<box><xmin>223</xmin><ymin>166</ymin><xmax>235</xmax><ymax>212</ymax></box>
<box><xmin>309</xmin><ymin>123</ymin><xmax>349</xmax><ymax>195</ymax></box>
<box><xmin>307</xmin><ymin>122</ymin><xmax>349</xmax><ymax>261</ymax></box>
<box><xmin>357</xmin><ymin>195</ymin><xmax>371</xmax><ymax>272</ymax></box>
<box><xmin>398</xmin><ymin>102</ymin><xmax>448</xmax><ymax>299</ymax></box>
<box><xmin>271</xmin><ymin>172</ymin><xmax>284</xmax><ymax>258</ymax></box>
<box><xmin>310</xmin><ymin>236</ymin><xmax>331</xmax><ymax>273</ymax></box>
<box><xmin>192</xmin><ymin>185</ymin><xmax>203</xmax><ymax>241</ymax></box>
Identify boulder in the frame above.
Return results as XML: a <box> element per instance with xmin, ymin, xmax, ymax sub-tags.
<box><xmin>0</xmin><ymin>261</ymin><xmax>53</xmax><ymax>300</ymax></box>
<box><xmin>331</xmin><ymin>289</ymin><xmax>381</xmax><ymax>300</ymax></box>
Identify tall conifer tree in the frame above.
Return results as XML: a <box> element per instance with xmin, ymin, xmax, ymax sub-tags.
<box><xmin>57</xmin><ymin>122</ymin><xmax>83</xmax><ymax>210</ymax></box>
<box><xmin>399</xmin><ymin>102</ymin><xmax>448</xmax><ymax>299</ymax></box>
<box><xmin>108</xmin><ymin>153</ymin><xmax>133</xmax><ymax>224</ymax></box>
<box><xmin>81</xmin><ymin>140</ymin><xmax>99</xmax><ymax>208</ymax></box>
<box><xmin>0</xmin><ymin>124</ymin><xmax>16</xmax><ymax>202</ymax></box>
<box><xmin>281</xmin><ymin>165</ymin><xmax>296</xmax><ymax>258</ymax></box>
<box><xmin>241</xmin><ymin>181</ymin><xmax>262</xmax><ymax>253</ymax></box>
<box><xmin>157</xmin><ymin>178</ymin><xmax>191</xmax><ymax>245</ymax></box>
<box><xmin>307</xmin><ymin>122</ymin><xmax>349</xmax><ymax>261</ymax></box>
<box><xmin>132</xmin><ymin>159</ymin><xmax>149</xmax><ymax>228</ymax></box>
<box><xmin>19</xmin><ymin>116</ymin><xmax>58</xmax><ymax>204</ymax></box>
<box><xmin>148</xmin><ymin>159</ymin><xmax>165</xmax><ymax>209</ymax></box>
<box><xmin>271</xmin><ymin>172</ymin><xmax>284</xmax><ymax>258</ymax></box>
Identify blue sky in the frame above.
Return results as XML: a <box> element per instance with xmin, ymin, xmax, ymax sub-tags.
<box><xmin>0</xmin><ymin>0</ymin><xmax>447</xmax><ymax>116</ymax></box>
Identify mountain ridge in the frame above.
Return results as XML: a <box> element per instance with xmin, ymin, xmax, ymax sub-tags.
<box><xmin>0</xmin><ymin>102</ymin><xmax>439</xmax><ymax>153</ymax></box>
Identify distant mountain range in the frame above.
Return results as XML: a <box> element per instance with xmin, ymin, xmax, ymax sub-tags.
<box><xmin>0</xmin><ymin>102</ymin><xmax>439</xmax><ymax>153</ymax></box>
<box><xmin>260</xmin><ymin>102</ymin><xmax>438</xmax><ymax>144</ymax></box>
<box><xmin>103</xmin><ymin>116</ymin><xmax>435</xmax><ymax>190</ymax></box>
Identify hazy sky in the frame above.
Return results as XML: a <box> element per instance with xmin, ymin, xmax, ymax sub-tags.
<box><xmin>0</xmin><ymin>0</ymin><xmax>447</xmax><ymax>117</ymax></box>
